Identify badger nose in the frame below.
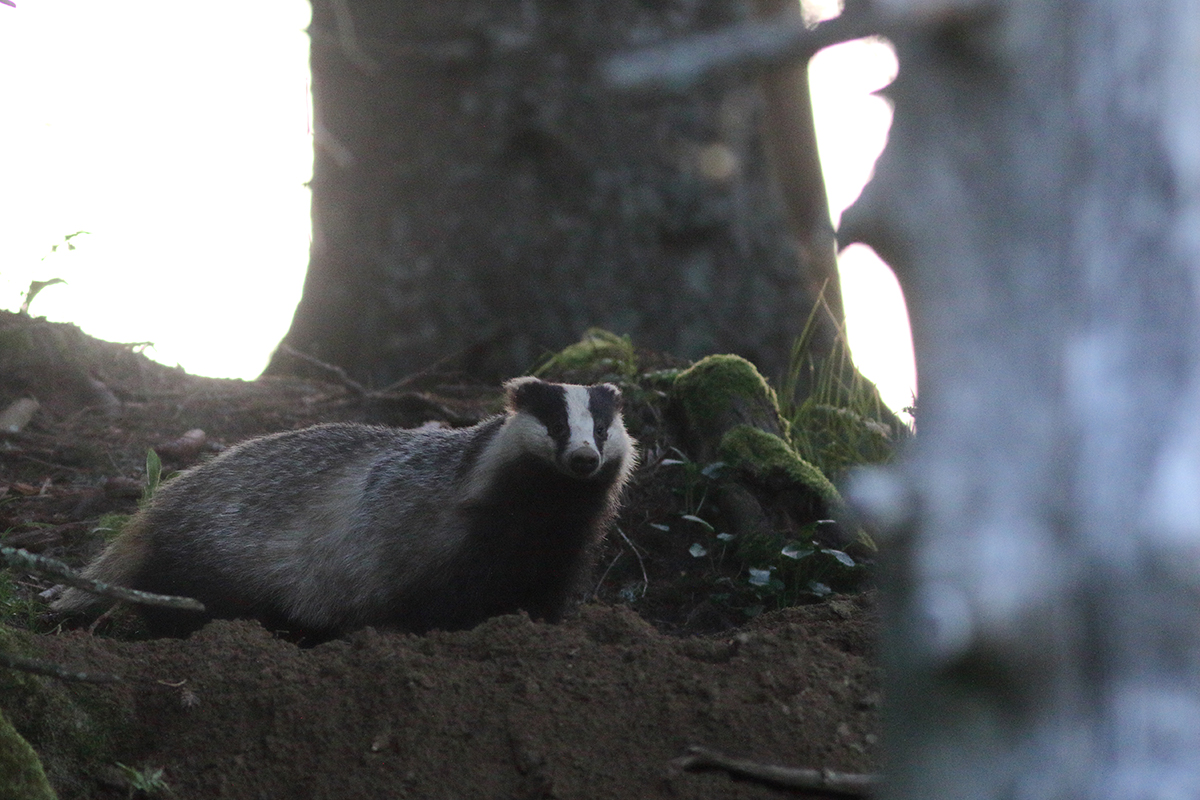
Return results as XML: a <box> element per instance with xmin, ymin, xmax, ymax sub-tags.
<box><xmin>567</xmin><ymin>447</ymin><xmax>600</xmax><ymax>476</ymax></box>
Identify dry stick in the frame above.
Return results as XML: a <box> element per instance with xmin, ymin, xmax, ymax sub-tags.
<box><xmin>278</xmin><ymin>344</ymin><xmax>368</xmax><ymax>396</ymax></box>
<box><xmin>1</xmin><ymin>546</ymin><xmax>205</xmax><ymax>611</ymax></box>
<box><xmin>592</xmin><ymin>551</ymin><xmax>623</xmax><ymax>599</ymax></box>
<box><xmin>673</xmin><ymin>746</ymin><xmax>879</xmax><ymax>797</ymax></box>
<box><xmin>0</xmin><ymin>650</ymin><xmax>120</xmax><ymax>684</ymax></box>
<box><xmin>376</xmin><ymin>340</ymin><xmax>484</xmax><ymax>394</ymax></box>
<box><xmin>616</xmin><ymin>527</ymin><xmax>649</xmax><ymax>598</ymax></box>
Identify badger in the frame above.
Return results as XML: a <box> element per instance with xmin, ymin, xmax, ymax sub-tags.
<box><xmin>53</xmin><ymin>377</ymin><xmax>637</xmax><ymax>639</ymax></box>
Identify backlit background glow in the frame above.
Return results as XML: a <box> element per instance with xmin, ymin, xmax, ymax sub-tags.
<box><xmin>0</xmin><ymin>2</ymin><xmax>914</xmax><ymax>412</ymax></box>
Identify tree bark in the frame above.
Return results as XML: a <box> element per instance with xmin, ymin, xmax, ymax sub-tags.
<box><xmin>841</xmin><ymin>1</ymin><xmax>1200</xmax><ymax>798</ymax></box>
<box><xmin>270</xmin><ymin>0</ymin><xmax>846</xmax><ymax>387</ymax></box>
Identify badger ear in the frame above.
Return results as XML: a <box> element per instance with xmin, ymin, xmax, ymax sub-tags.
<box><xmin>589</xmin><ymin>383</ymin><xmax>623</xmax><ymax>415</ymax></box>
<box><xmin>503</xmin><ymin>376</ymin><xmax>552</xmax><ymax>412</ymax></box>
<box><xmin>602</xmin><ymin>383</ymin><xmax>622</xmax><ymax>405</ymax></box>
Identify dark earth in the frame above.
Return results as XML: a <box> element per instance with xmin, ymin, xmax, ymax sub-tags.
<box><xmin>1</xmin><ymin>310</ymin><xmax>880</xmax><ymax>799</ymax></box>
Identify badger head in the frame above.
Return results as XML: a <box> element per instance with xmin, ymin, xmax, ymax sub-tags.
<box><xmin>503</xmin><ymin>376</ymin><xmax>633</xmax><ymax>479</ymax></box>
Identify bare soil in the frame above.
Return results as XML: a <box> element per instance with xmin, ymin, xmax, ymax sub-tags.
<box><xmin>1</xmin><ymin>311</ymin><xmax>880</xmax><ymax>799</ymax></box>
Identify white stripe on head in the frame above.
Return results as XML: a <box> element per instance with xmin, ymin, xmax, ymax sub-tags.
<box><xmin>564</xmin><ymin>385</ymin><xmax>598</xmax><ymax>453</ymax></box>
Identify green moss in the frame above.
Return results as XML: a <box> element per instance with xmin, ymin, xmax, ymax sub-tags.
<box><xmin>535</xmin><ymin>328</ymin><xmax>637</xmax><ymax>380</ymax></box>
<box><xmin>671</xmin><ymin>355</ymin><xmax>787</xmax><ymax>437</ymax></box>
<box><xmin>718</xmin><ymin>425</ymin><xmax>842</xmax><ymax>511</ymax></box>
<box><xmin>0</xmin><ymin>708</ymin><xmax>56</xmax><ymax>800</ymax></box>
<box><xmin>0</xmin><ymin>627</ymin><xmax>132</xmax><ymax>797</ymax></box>
<box><xmin>0</xmin><ymin>625</ymin><xmax>39</xmax><ymax>662</ymax></box>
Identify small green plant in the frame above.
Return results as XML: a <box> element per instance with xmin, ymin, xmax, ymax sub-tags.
<box><xmin>13</xmin><ymin>230</ymin><xmax>90</xmax><ymax>315</ymax></box>
<box><xmin>19</xmin><ymin>278</ymin><xmax>66</xmax><ymax>315</ymax></box>
<box><xmin>0</xmin><ymin>569</ymin><xmax>43</xmax><ymax>628</ymax></box>
<box><xmin>94</xmin><ymin>512</ymin><xmax>131</xmax><ymax>542</ymax></box>
<box><xmin>116</xmin><ymin>762</ymin><xmax>171</xmax><ymax>798</ymax></box>
<box><xmin>659</xmin><ymin>448</ymin><xmax>725</xmax><ymax>517</ymax></box>
<box><xmin>142</xmin><ymin>449</ymin><xmax>163</xmax><ymax>505</ymax></box>
<box><xmin>46</xmin><ymin>230</ymin><xmax>91</xmax><ymax>255</ymax></box>
<box><xmin>679</xmin><ymin>504</ymin><xmax>868</xmax><ymax>617</ymax></box>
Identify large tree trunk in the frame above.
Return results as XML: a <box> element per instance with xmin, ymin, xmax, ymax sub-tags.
<box><xmin>839</xmin><ymin>1</ymin><xmax>1200</xmax><ymax>798</ymax></box>
<box><xmin>269</xmin><ymin>0</ymin><xmax>845</xmax><ymax>387</ymax></box>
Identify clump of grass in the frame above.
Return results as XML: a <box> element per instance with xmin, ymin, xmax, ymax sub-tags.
<box><xmin>0</xmin><ymin>570</ymin><xmax>43</xmax><ymax>629</ymax></box>
<box><xmin>94</xmin><ymin>513</ymin><xmax>131</xmax><ymax>542</ymax></box>
<box><xmin>779</xmin><ymin>288</ymin><xmax>910</xmax><ymax>483</ymax></box>
<box><xmin>116</xmin><ymin>763</ymin><xmax>171</xmax><ymax>798</ymax></box>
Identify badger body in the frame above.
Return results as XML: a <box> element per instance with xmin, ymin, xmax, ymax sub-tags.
<box><xmin>53</xmin><ymin>377</ymin><xmax>636</xmax><ymax>638</ymax></box>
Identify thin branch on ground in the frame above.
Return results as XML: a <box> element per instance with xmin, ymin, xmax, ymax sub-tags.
<box><xmin>672</xmin><ymin>745</ymin><xmax>879</xmax><ymax>797</ymax></box>
<box><xmin>616</xmin><ymin>527</ymin><xmax>649</xmax><ymax>598</ymax></box>
<box><xmin>278</xmin><ymin>344</ymin><xmax>369</xmax><ymax>395</ymax></box>
<box><xmin>375</xmin><ymin>341</ymin><xmax>483</xmax><ymax>394</ymax></box>
<box><xmin>0</xmin><ymin>649</ymin><xmax>121</xmax><ymax>683</ymax></box>
<box><xmin>2</xmin><ymin>546</ymin><xmax>205</xmax><ymax>611</ymax></box>
<box><xmin>593</xmin><ymin>551</ymin><xmax>623</xmax><ymax>598</ymax></box>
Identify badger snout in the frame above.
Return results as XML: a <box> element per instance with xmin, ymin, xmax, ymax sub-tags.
<box><xmin>566</xmin><ymin>445</ymin><xmax>601</xmax><ymax>476</ymax></box>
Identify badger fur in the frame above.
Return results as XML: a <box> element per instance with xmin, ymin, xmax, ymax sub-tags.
<box><xmin>53</xmin><ymin>377</ymin><xmax>636</xmax><ymax>639</ymax></box>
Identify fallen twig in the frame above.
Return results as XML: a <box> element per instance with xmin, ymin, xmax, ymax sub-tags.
<box><xmin>0</xmin><ymin>649</ymin><xmax>121</xmax><ymax>683</ymax></box>
<box><xmin>616</xmin><ymin>526</ymin><xmax>649</xmax><ymax>599</ymax></box>
<box><xmin>278</xmin><ymin>344</ymin><xmax>368</xmax><ymax>395</ymax></box>
<box><xmin>3</xmin><ymin>546</ymin><xmax>205</xmax><ymax>611</ymax></box>
<box><xmin>672</xmin><ymin>745</ymin><xmax>879</xmax><ymax>797</ymax></box>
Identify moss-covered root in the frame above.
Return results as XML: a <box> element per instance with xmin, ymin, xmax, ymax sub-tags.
<box><xmin>671</xmin><ymin>355</ymin><xmax>788</xmax><ymax>462</ymax></box>
<box><xmin>0</xmin><ymin>708</ymin><xmax>57</xmax><ymax>800</ymax></box>
<box><xmin>535</xmin><ymin>328</ymin><xmax>637</xmax><ymax>382</ymax></box>
<box><xmin>719</xmin><ymin>425</ymin><xmax>843</xmax><ymax>514</ymax></box>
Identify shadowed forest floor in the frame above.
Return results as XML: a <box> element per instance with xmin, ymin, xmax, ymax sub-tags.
<box><xmin>1</xmin><ymin>311</ymin><xmax>880</xmax><ymax>799</ymax></box>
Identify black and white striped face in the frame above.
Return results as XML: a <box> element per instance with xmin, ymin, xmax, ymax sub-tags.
<box><xmin>504</xmin><ymin>377</ymin><xmax>630</xmax><ymax>478</ymax></box>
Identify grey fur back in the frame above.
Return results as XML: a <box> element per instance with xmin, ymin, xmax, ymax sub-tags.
<box><xmin>147</xmin><ymin>422</ymin><xmax>502</xmax><ymax>634</ymax></box>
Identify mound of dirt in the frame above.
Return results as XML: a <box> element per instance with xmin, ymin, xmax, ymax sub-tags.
<box><xmin>32</xmin><ymin>598</ymin><xmax>878</xmax><ymax>799</ymax></box>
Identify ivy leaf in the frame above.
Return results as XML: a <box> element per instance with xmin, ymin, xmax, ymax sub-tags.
<box><xmin>781</xmin><ymin>543</ymin><xmax>814</xmax><ymax>560</ymax></box>
<box><xmin>822</xmin><ymin>549</ymin><xmax>856</xmax><ymax>567</ymax></box>
<box><xmin>748</xmin><ymin>567</ymin><xmax>773</xmax><ymax>586</ymax></box>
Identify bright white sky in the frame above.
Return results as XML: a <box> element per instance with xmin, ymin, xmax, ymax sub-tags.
<box><xmin>0</xmin><ymin>1</ymin><xmax>914</xmax><ymax>413</ymax></box>
<box><xmin>0</xmin><ymin>2</ymin><xmax>313</xmax><ymax>378</ymax></box>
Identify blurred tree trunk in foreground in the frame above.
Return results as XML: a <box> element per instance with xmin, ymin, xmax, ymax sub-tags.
<box><xmin>838</xmin><ymin>1</ymin><xmax>1200</xmax><ymax>798</ymax></box>
<box><xmin>268</xmin><ymin>0</ymin><xmax>846</xmax><ymax>387</ymax></box>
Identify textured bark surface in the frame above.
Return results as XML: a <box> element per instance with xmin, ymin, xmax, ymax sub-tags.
<box><xmin>271</xmin><ymin>0</ymin><xmax>843</xmax><ymax>387</ymax></box>
<box><xmin>841</xmin><ymin>1</ymin><xmax>1200</xmax><ymax>798</ymax></box>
